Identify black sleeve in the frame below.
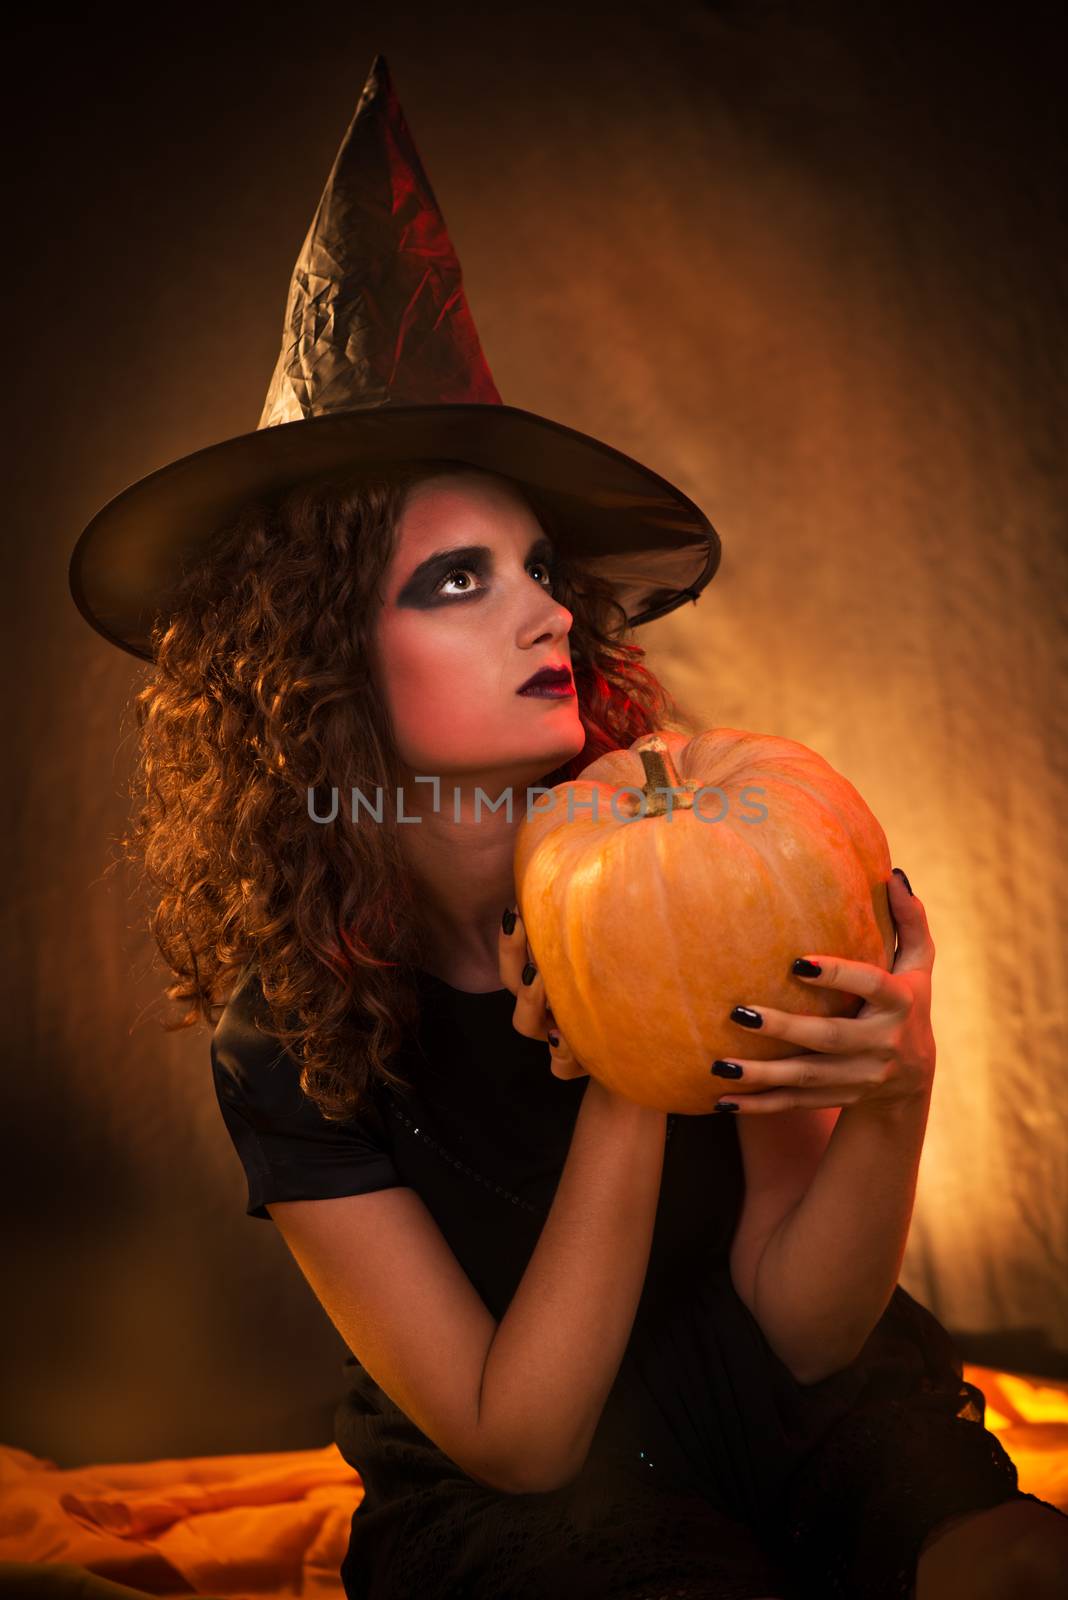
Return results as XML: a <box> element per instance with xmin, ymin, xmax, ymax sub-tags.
<box><xmin>210</xmin><ymin>963</ymin><xmax>404</xmax><ymax>1220</ymax></box>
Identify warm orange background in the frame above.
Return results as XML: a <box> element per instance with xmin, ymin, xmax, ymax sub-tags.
<box><xmin>3</xmin><ymin>2</ymin><xmax>1064</xmax><ymax>1471</ymax></box>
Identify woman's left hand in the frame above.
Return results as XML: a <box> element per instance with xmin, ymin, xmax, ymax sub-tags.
<box><xmin>712</xmin><ymin>869</ymin><xmax>936</xmax><ymax>1117</ymax></box>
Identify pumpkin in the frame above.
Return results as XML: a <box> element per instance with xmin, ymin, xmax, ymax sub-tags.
<box><xmin>513</xmin><ymin>728</ymin><xmax>896</xmax><ymax>1114</ymax></box>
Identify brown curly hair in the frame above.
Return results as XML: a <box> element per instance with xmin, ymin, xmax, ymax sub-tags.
<box><xmin>118</xmin><ymin>457</ymin><xmax>701</xmax><ymax>1123</ymax></box>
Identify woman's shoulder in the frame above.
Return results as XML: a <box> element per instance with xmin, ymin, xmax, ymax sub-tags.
<box><xmin>211</xmin><ymin>961</ymin><xmax>287</xmax><ymax>1098</ymax></box>
<box><xmin>215</xmin><ymin>957</ymin><xmax>275</xmax><ymax>1030</ymax></box>
<box><xmin>209</xmin><ymin>961</ymin><xmax>404</xmax><ymax>1218</ymax></box>
<box><xmin>210</xmin><ymin>960</ymin><xmax>388</xmax><ymax>1140</ymax></box>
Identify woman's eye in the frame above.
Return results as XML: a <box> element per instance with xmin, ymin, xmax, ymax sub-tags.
<box><xmin>436</xmin><ymin>566</ymin><xmax>480</xmax><ymax>596</ymax></box>
<box><xmin>529</xmin><ymin>561</ymin><xmax>556</xmax><ymax>589</ymax></box>
<box><xmin>434</xmin><ymin>561</ymin><xmax>555</xmax><ymax>597</ymax></box>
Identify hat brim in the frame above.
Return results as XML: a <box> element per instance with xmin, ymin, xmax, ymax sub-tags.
<box><xmin>69</xmin><ymin>402</ymin><xmax>721</xmax><ymax>661</ymax></box>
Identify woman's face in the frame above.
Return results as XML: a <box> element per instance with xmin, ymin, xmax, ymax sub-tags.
<box><xmin>372</xmin><ymin>471</ymin><xmax>586</xmax><ymax>793</ymax></box>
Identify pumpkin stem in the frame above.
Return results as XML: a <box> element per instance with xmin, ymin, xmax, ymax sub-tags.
<box><xmin>619</xmin><ymin>735</ymin><xmax>699</xmax><ymax>818</ymax></box>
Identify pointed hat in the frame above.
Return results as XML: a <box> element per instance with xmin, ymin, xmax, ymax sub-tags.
<box><xmin>69</xmin><ymin>53</ymin><xmax>721</xmax><ymax>662</ymax></box>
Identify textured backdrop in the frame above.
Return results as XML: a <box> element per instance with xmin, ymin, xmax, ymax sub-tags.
<box><xmin>2</xmin><ymin>0</ymin><xmax>1065</xmax><ymax>1465</ymax></box>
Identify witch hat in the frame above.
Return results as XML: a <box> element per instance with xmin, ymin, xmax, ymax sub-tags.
<box><xmin>69</xmin><ymin>53</ymin><xmax>721</xmax><ymax>663</ymax></box>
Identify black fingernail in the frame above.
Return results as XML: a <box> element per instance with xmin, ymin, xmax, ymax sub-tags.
<box><xmin>792</xmin><ymin>958</ymin><xmax>822</xmax><ymax>976</ymax></box>
<box><xmin>711</xmin><ymin>1060</ymin><xmax>743</xmax><ymax>1079</ymax></box>
<box><xmin>892</xmin><ymin>867</ymin><xmax>914</xmax><ymax>897</ymax></box>
<box><xmin>729</xmin><ymin>1005</ymin><xmax>763</xmax><ymax>1028</ymax></box>
<box><xmin>714</xmin><ymin>1101</ymin><xmax>740</xmax><ymax>1113</ymax></box>
<box><xmin>522</xmin><ymin>962</ymin><xmax>537</xmax><ymax>986</ymax></box>
<box><xmin>547</xmin><ymin>1031</ymin><xmax>560</xmax><ymax>1047</ymax></box>
<box><xmin>502</xmin><ymin>907</ymin><xmax>517</xmax><ymax>934</ymax></box>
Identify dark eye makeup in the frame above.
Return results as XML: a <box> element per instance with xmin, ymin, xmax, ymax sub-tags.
<box><xmin>434</xmin><ymin>556</ymin><xmax>556</xmax><ymax>598</ymax></box>
<box><xmin>394</xmin><ymin>533</ymin><xmax>559</xmax><ymax>609</ymax></box>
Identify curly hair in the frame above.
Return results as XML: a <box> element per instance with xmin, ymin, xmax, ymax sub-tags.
<box><xmin>119</xmin><ymin>457</ymin><xmax>701</xmax><ymax>1123</ymax></box>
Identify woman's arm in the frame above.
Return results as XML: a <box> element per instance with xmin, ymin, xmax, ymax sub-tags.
<box><xmin>475</xmin><ymin>903</ymin><xmax>668</xmax><ymax>1488</ymax></box>
<box><xmin>713</xmin><ymin>871</ymin><xmax>938</xmax><ymax>1385</ymax></box>
<box><xmin>478</xmin><ymin>1076</ymin><xmax>668</xmax><ymax>1486</ymax></box>
<box><xmin>750</xmin><ymin>1085</ymin><xmax>933</xmax><ymax>1384</ymax></box>
<box><xmin>263</xmin><ymin>1076</ymin><xmax>666</xmax><ymax>1498</ymax></box>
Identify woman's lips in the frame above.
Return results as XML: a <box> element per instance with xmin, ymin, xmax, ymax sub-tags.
<box><xmin>517</xmin><ymin>681</ymin><xmax>576</xmax><ymax>698</ymax></box>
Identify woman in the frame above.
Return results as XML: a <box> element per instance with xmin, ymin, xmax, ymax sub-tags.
<box><xmin>107</xmin><ymin>455</ymin><xmax>1063</xmax><ymax>1600</ymax></box>
<box><xmin>70</xmin><ymin>53</ymin><xmax>1067</xmax><ymax>1600</ymax></box>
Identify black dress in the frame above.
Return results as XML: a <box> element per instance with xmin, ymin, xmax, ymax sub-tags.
<box><xmin>210</xmin><ymin>962</ymin><xmax>1052</xmax><ymax>1600</ymax></box>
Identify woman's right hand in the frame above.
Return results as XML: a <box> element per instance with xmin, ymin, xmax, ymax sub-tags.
<box><xmin>499</xmin><ymin>905</ymin><xmax>589</xmax><ymax>1081</ymax></box>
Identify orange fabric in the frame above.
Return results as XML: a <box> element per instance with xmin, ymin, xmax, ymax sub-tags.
<box><xmin>0</xmin><ymin>1440</ymin><xmax>364</xmax><ymax>1599</ymax></box>
<box><xmin>0</xmin><ymin>1365</ymin><xmax>1065</xmax><ymax>1599</ymax></box>
<box><xmin>962</xmin><ymin>1364</ymin><xmax>1068</xmax><ymax>1513</ymax></box>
